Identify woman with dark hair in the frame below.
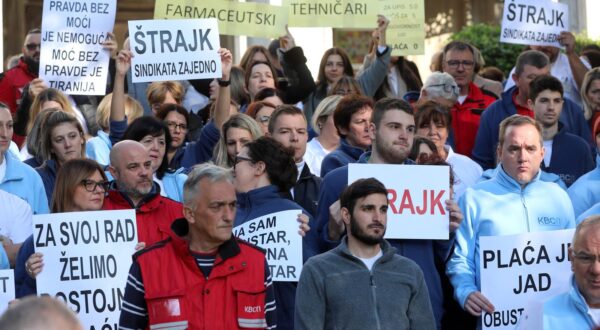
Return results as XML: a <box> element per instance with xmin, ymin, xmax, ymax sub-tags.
<box><xmin>122</xmin><ymin>116</ymin><xmax>187</xmax><ymax>202</ymax></box>
<box><xmin>409</xmin><ymin>136</ymin><xmax>438</xmax><ymax>163</ymax></box>
<box><xmin>245</xmin><ymin>101</ymin><xmax>277</xmax><ymax>134</ymax></box>
<box><xmin>232</xmin><ymin>136</ymin><xmax>317</xmax><ymax>330</ymax></box>
<box><xmin>155</xmin><ymin>103</ymin><xmax>190</xmax><ymax>168</ymax></box>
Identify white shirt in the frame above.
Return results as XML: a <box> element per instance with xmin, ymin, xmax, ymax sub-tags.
<box><xmin>543</xmin><ymin>140</ymin><xmax>554</xmax><ymax>167</ymax></box>
<box><xmin>304</xmin><ymin>138</ymin><xmax>332</xmax><ymax>177</ymax></box>
<box><xmin>445</xmin><ymin>146</ymin><xmax>483</xmax><ymax>200</ymax></box>
<box><xmin>357</xmin><ymin>250</ymin><xmax>383</xmax><ymax>271</ymax></box>
<box><xmin>457</xmin><ymin>94</ymin><xmax>468</xmax><ymax>105</ymax></box>
<box><xmin>0</xmin><ymin>189</ymin><xmax>33</xmax><ymax>243</ymax></box>
<box><xmin>0</xmin><ymin>156</ymin><xmax>6</xmax><ymax>183</ymax></box>
<box><xmin>588</xmin><ymin>307</ymin><xmax>600</xmax><ymax>326</ymax></box>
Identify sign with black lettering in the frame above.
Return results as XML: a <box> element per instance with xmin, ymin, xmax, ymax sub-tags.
<box><xmin>500</xmin><ymin>0</ymin><xmax>568</xmax><ymax>47</ymax></box>
<box><xmin>348</xmin><ymin>164</ymin><xmax>450</xmax><ymax>239</ymax></box>
<box><xmin>479</xmin><ymin>229</ymin><xmax>573</xmax><ymax>329</ymax></box>
<box><xmin>128</xmin><ymin>18</ymin><xmax>222</xmax><ymax>83</ymax></box>
<box><xmin>0</xmin><ymin>269</ymin><xmax>15</xmax><ymax>315</ymax></box>
<box><xmin>286</xmin><ymin>0</ymin><xmax>373</xmax><ymax>28</ymax></box>
<box><xmin>39</xmin><ymin>0</ymin><xmax>116</xmax><ymax>95</ymax></box>
<box><xmin>380</xmin><ymin>0</ymin><xmax>425</xmax><ymax>56</ymax></box>
<box><xmin>34</xmin><ymin>210</ymin><xmax>138</xmax><ymax>330</ymax></box>
<box><xmin>233</xmin><ymin>210</ymin><xmax>302</xmax><ymax>282</ymax></box>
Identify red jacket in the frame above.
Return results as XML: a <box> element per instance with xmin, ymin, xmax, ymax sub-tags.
<box><xmin>0</xmin><ymin>57</ymin><xmax>37</xmax><ymax>146</ymax></box>
<box><xmin>451</xmin><ymin>82</ymin><xmax>497</xmax><ymax>156</ymax></box>
<box><xmin>102</xmin><ymin>189</ymin><xmax>183</xmax><ymax>245</ymax></box>
<box><xmin>137</xmin><ymin>219</ymin><xmax>270</xmax><ymax>330</ymax></box>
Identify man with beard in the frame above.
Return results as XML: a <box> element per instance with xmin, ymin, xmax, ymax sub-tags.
<box><xmin>295</xmin><ymin>178</ymin><xmax>436</xmax><ymax>329</ymax></box>
<box><xmin>314</xmin><ymin>97</ymin><xmax>463</xmax><ymax>329</ymax></box>
<box><xmin>0</xmin><ymin>29</ymin><xmax>40</xmax><ymax>146</ymax></box>
<box><xmin>103</xmin><ymin>140</ymin><xmax>183</xmax><ymax>245</ymax></box>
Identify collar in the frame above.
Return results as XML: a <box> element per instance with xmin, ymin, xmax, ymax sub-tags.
<box><xmin>339</xmin><ymin>137</ymin><xmax>368</xmax><ymax>160</ymax></box>
<box><xmin>496</xmin><ymin>163</ymin><xmax>541</xmax><ymax>191</ymax></box>
<box><xmin>1</xmin><ymin>152</ymin><xmax>27</xmax><ymax>183</ymax></box>
<box><xmin>236</xmin><ymin>185</ymin><xmax>281</xmax><ymax>210</ymax></box>
<box><xmin>296</xmin><ymin>160</ymin><xmax>305</xmax><ymax>180</ymax></box>
<box><xmin>338</xmin><ymin>236</ymin><xmax>397</xmax><ymax>263</ymax></box>
<box><xmin>358</xmin><ymin>151</ymin><xmax>416</xmax><ymax>165</ymax></box>
<box><xmin>170</xmin><ymin>218</ymin><xmax>241</xmax><ymax>261</ymax></box>
<box><xmin>107</xmin><ymin>181</ymin><xmax>161</xmax><ymax>209</ymax></box>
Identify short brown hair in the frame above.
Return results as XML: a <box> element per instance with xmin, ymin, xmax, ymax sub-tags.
<box><xmin>497</xmin><ymin>115</ymin><xmax>543</xmax><ymax>149</ymax></box>
<box><xmin>146</xmin><ymin>81</ymin><xmax>185</xmax><ymax>105</ymax></box>
<box><xmin>267</xmin><ymin>105</ymin><xmax>306</xmax><ymax>134</ymax></box>
<box><xmin>333</xmin><ymin>94</ymin><xmax>374</xmax><ymax>137</ymax></box>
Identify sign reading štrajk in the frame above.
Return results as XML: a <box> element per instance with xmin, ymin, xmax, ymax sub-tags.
<box><xmin>479</xmin><ymin>229</ymin><xmax>573</xmax><ymax>329</ymax></box>
<box><xmin>348</xmin><ymin>164</ymin><xmax>450</xmax><ymax>239</ymax></box>
<box><xmin>128</xmin><ymin>18</ymin><xmax>222</xmax><ymax>83</ymax></box>
<box><xmin>233</xmin><ymin>210</ymin><xmax>303</xmax><ymax>282</ymax></box>
<box><xmin>34</xmin><ymin>210</ymin><xmax>137</xmax><ymax>330</ymax></box>
<box><xmin>39</xmin><ymin>0</ymin><xmax>116</xmax><ymax>95</ymax></box>
<box><xmin>500</xmin><ymin>0</ymin><xmax>568</xmax><ymax>47</ymax></box>
<box><xmin>0</xmin><ymin>269</ymin><xmax>15</xmax><ymax>315</ymax></box>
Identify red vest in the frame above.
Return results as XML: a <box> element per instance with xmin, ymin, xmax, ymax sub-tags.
<box><xmin>0</xmin><ymin>58</ymin><xmax>37</xmax><ymax>146</ymax></box>
<box><xmin>136</xmin><ymin>232</ymin><xmax>269</xmax><ymax>330</ymax></box>
<box><xmin>451</xmin><ymin>82</ymin><xmax>497</xmax><ymax>156</ymax></box>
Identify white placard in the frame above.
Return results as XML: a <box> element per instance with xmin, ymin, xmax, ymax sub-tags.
<box><xmin>348</xmin><ymin>164</ymin><xmax>450</xmax><ymax>240</ymax></box>
<box><xmin>233</xmin><ymin>210</ymin><xmax>303</xmax><ymax>282</ymax></box>
<box><xmin>128</xmin><ymin>18</ymin><xmax>222</xmax><ymax>83</ymax></box>
<box><xmin>479</xmin><ymin>229</ymin><xmax>574</xmax><ymax>330</ymax></box>
<box><xmin>0</xmin><ymin>269</ymin><xmax>15</xmax><ymax>315</ymax></box>
<box><xmin>500</xmin><ymin>0</ymin><xmax>568</xmax><ymax>47</ymax></box>
<box><xmin>33</xmin><ymin>210</ymin><xmax>138</xmax><ymax>330</ymax></box>
<box><xmin>39</xmin><ymin>0</ymin><xmax>116</xmax><ymax>95</ymax></box>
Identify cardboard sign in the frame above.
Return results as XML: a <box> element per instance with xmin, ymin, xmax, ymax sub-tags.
<box><xmin>33</xmin><ymin>210</ymin><xmax>138</xmax><ymax>330</ymax></box>
<box><xmin>154</xmin><ymin>0</ymin><xmax>287</xmax><ymax>39</ymax></box>
<box><xmin>233</xmin><ymin>210</ymin><xmax>303</xmax><ymax>282</ymax></box>
<box><xmin>479</xmin><ymin>229</ymin><xmax>574</xmax><ymax>329</ymax></box>
<box><xmin>348</xmin><ymin>164</ymin><xmax>450</xmax><ymax>240</ymax></box>
<box><xmin>39</xmin><ymin>0</ymin><xmax>116</xmax><ymax>95</ymax></box>
<box><xmin>128</xmin><ymin>18</ymin><xmax>222</xmax><ymax>83</ymax></box>
<box><xmin>380</xmin><ymin>0</ymin><xmax>425</xmax><ymax>55</ymax></box>
<box><xmin>500</xmin><ymin>0</ymin><xmax>568</xmax><ymax>47</ymax></box>
<box><xmin>0</xmin><ymin>269</ymin><xmax>15</xmax><ymax>315</ymax></box>
<box><xmin>285</xmin><ymin>0</ymin><xmax>374</xmax><ymax>28</ymax></box>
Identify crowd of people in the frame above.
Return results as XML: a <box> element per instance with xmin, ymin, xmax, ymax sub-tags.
<box><xmin>2</xmin><ymin>11</ymin><xmax>600</xmax><ymax>330</ymax></box>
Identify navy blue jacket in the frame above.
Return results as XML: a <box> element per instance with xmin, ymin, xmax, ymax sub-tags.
<box><xmin>235</xmin><ymin>184</ymin><xmax>319</xmax><ymax>330</ymax></box>
<box><xmin>541</xmin><ymin>126</ymin><xmax>595</xmax><ymax>187</ymax></box>
<box><xmin>315</xmin><ymin>152</ymin><xmax>449</xmax><ymax>329</ymax></box>
<box><xmin>320</xmin><ymin>137</ymin><xmax>366</xmax><ymax>177</ymax></box>
<box><xmin>170</xmin><ymin>120</ymin><xmax>220</xmax><ymax>171</ymax></box>
<box><xmin>15</xmin><ymin>235</ymin><xmax>35</xmax><ymax>297</ymax></box>
<box><xmin>472</xmin><ymin>87</ymin><xmax>592</xmax><ymax>170</ymax></box>
<box><xmin>35</xmin><ymin>159</ymin><xmax>58</xmax><ymax>207</ymax></box>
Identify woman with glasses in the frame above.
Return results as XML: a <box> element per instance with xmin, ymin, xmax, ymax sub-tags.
<box><xmin>245</xmin><ymin>101</ymin><xmax>277</xmax><ymax>135</ymax></box>
<box><xmin>16</xmin><ymin>158</ymin><xmax>109</xmax><ymax>297</ymax></box>
<box><xmin>155</xmin><ymin>104</ymin><xmax>190</xmax><ymax>169</ymax></box>
<box><xmin>212</xmin><ymin>113</ymin><xmax>263</xmax><ymax>168</ymax></box>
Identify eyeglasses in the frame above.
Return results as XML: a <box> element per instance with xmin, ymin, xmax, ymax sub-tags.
<box><xmin>257</xmin><ymin>115</ymin><xmax>270</xmax><ymax>124</ymax></box>
<box><xmin>428</xmin><ymin>83</ymin><xmax>459</xmax><ymax>95</ymax></box>
<box><xmin>573</xmin><ymin>251</ymin><xmax>600</xmax><ymax>265</ymax></box>
<box><xmin>445</xmin><ymin>60</ymin><xmax>474</xmax><ymax>69</ymax></box>
<box><xmin>25</xmin><ymin>43</ymin><xmax>40</xmax><ymax>51</ymax></box>
<box><xmin>233</xmin><ymin>155</ymin><xmax>253</xmax><ymax>170</ymax></box>
<box><xmin>80</xmin><ymin>179</ymin><xmax>110</xmax><ymax>192</ymax></box>
<box><xmin>166</xmin><ymin>121</ymin><xmax>188</xmax><ymax>131</ymax></box>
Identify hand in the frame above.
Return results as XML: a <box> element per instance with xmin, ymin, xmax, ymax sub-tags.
<box><xmin>102</xmin><ymin>32</ymin><xmax>118</xmax><ymax>57</ymax></box>
<box><xmin>280</xmin><ymin>25</ymin><xmax>296</xmax><ymax>52</ymax></box>
<box><xmin>297</xmin><ymin>213</ymin><xmax>310</xmax><ymax>237</ymax></box>
<box><xmin>0</xmin><ymin>235</ymin><xmax>13</xmax><ymax>248</ymax></box>
<box><xmin>559</xmin><ymin>31</ymin><xmax>576</xmax><ymax>55</ymax></box>
<box><xmin>115</xmin><ymin>49</ymin><xmax>133</xmax><ymax>77</ymax></box>
<box><xmin>376</xmin><ymin>15</ymin><xmax>390</xmax><ymax>34</ymax></box>
<box><xmin>218</xmin><ymin>48</ymin><xmax>232</xmax><ymax>81</ymax></box>
<box><xmin>446</xmin><ymin>199</ymin><xmax>463</xmax><ymax>233</ymax></box>
<box><xmin>135</xmin><ymin>242</ymin><xmax>146</xmax><ymax>251</ymax></box>
<box><xmin>25</xmin><ymin>252</ymin><xmax>44</xmax><ymax>279</ymax></box>
<box><xmin>327</xmin><ymin>200</ymin><xmax>345</xmax><ymax>240</ymax></box>
<box><xmin>28</xmin><ymin>78</ymin><xmax>48</xmax><ymax>99</ymax></box>
<box><xmin>464</xmin><ymin>291</ymin><xmax>495</xmax><ymax>316</ymax></box>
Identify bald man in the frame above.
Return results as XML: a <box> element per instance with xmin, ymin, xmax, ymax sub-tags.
<box><xmin>103</xmin><ymin>140</ymin><xmax>183</xmax><ymax>245</ymax></box>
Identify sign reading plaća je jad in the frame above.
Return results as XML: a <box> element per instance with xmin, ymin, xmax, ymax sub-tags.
<box><xmin>34</xmin><ymin>210</ymin><xmax>138</xmax><ymax>330</ymax></box>
<box><xmin>128</xmin><ymin>18</ymin><xmax>222</xmax><ymax>83</ymax></box>
<box><xmin>0</xmin><ymin>269</ymin><xmax>15</xmax><ymax>315</ymax></box>
<box><xmin>233</xmin><ymin>210</ymin><xmax>303</xmax><ymax>282</ymax></box>
<box><xmin>39</xmin><ymin>0</ymin><xmax>116</xmax><ymax>95</ymax></box>
<box><xmin>500</xmin><ymin>0</ymin><xmax>568</xmax><ymax>48</ymax></box>
<box><xmin>479</xmin><ymin>229</ymin><xmax>573</xmax><ymax>330</ymax></box>
<box><xmin>348</xmin><ymin>164</ymin><xmax>450</xmax><ymax>240</ymax></box>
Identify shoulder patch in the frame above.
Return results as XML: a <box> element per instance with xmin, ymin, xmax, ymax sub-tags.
<box><xmin>133</xmin><ymin>237</ymin><xmax>171</xmax><ymax>260</ymax></box>
<box><xmin>236</xmin><ymin>238</ymin><xmax>266</xmax><ymax>254</ymax></box>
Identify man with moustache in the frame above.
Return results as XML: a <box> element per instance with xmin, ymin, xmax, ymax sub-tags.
<box><xmin>296</xmin><ymin>178</ymin><xmax>435</xmax><ymax>329</ymax></box>
<box><xmin>315</xmin><ymin>97</ymin><xmax>463</xmax><ymax>329</ymax></box>
<box><xmin>103</xmin><ymin>140</ymin><xmax>183</xmax><ymax>245</ymax></box>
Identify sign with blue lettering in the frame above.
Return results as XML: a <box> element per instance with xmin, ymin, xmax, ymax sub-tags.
<box><xmin>500</xmin><ymin>0</ymin><xmax>568</xmax><ymax>47</ymax></box>
<box><xmin>34</xmin><ymin>210</ymin><xmax>138</xmax><ymax>330</ymax></box>
<box><xmin>128</xmin><ymin>18</ymin><xmax>222</xmax><ymax>83</ymax></box>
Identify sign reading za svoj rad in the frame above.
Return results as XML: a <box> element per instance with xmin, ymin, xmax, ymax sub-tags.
<box><xmin>34</xmin><ymin>210</ymin><xmax>138</xmax><ymax>330</ymax></box>
<box><xmin>479</xmin><ymin>229</ymin><xmax>574</xmax><ymax>330</ymax></box>
<box><xmin>500</xmin><ymin>0</ymin><xmax>569</xmax><ymax>48</ymax></box>
<box><xmin>348</xmin><ymin>164</ymin><xmax>450</xmax><ymax>240</ymax></box>
<box><xmin>128</xmin><ymin>18</ymin><xmax>222</xmax><ymax>83</ymax></box>
<box><xmin>40</xmin><ymin>0</ymin><xmax>116</xmax><ymax>95</ymax></box>
<box><xmin>233</xmin><ymin>210</ymin><xmax>303</xmax><ymax>282</ymax></box>
<box><xmin>0</xmin><ymin>269</ymin><xmax>15</xmax><ymax>315</ymax></box>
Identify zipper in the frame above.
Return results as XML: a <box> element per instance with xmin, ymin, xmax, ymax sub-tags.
<box><xmin>370</xmin><ymin>273</ymin><xmax>381</xmax><ymax>330</ymax></box>
<box><xmin>521</xmin><ymin>189</ymin><xmax>530</xmax><ymax>232</ymax></box>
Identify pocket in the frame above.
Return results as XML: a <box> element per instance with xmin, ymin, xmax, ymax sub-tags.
<box><xmin>146</xmin><ymin>292</ymin><xmax>189</xmax><ymax>330</ymax></box>
<box><xmin>235</xmin><ymin>287</ymin><xmax>267</xmax><ymax>329</ymax></box>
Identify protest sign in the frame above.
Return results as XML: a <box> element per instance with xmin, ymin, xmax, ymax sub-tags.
<box><xmin>34</xmin><ymin>210</ymin><xmax>137</xmax><ymax>330</ymax></box>
<box><xmin>500</xmin><ymin>0</ymin><xmax>568</xmax><ymax>47</ymax></box>
<box><xmin>0</xmin><ymin>269</ymin><xmax>15</xmax><ymax>315</ymax></box>
<box><xmin>233</xmin><ymin>210</ymin><xmax>303</xmax><ymax>282</ymax></box>
<box><xmin>154</xmin><ymin>0</ymin><xmax>287</xmax><ymax>39</ymax></box>
<box><xmin>379</xmin><ymin>0</ymin><xmax>425</xmax><ymax>55</ymax></box>
<box><xmin>128</xmin><ymin>18</ymin><xmax>222</xmax><ymax>83</ymax></box>
<box><xmin>39</xmin><ymin>0</ymin><xmax>116</xmax><ymax>95</ymax></box>
<box><xmin>348</xmin><ymin>164</ymin><xmax>450</xmax><ymax>239</ymax></box>
<box><xmin>479</xmin><ymin>229</ymin><xmax>574</xmax><ymax>330</ymax></box>
<box><xmin>285</xmin><ymin>0</ymin><xmax>374</xmax><ymax>28</ymax></box>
